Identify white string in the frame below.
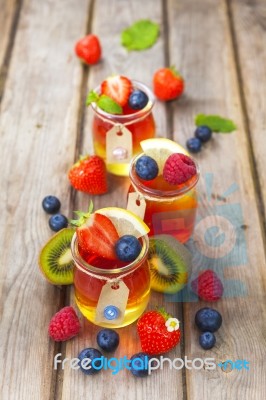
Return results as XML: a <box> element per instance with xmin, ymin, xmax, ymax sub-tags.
<box><xmin>77</xmin><ymin>264</ymin><xmax>134</xmax><ymax>285</ymax></box>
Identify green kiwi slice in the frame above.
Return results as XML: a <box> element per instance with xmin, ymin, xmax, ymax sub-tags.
<box><xmin>148</xmin><ymin>234</ymin><xmax>192</xmax><ymax>294</ymax></box>
<box><xmin>39</xmin><ymin>228</ymin><xmax>75</xmax><ymax>285</ymax></box>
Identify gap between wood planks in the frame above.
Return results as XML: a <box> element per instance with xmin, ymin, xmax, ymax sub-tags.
<box><xmin>225</xmin><ymin>0</ymin><xmax>266</xmax><ymax>249</ymax></box>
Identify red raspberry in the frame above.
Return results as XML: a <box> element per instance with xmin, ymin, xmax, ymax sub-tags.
<box><xmin>191</xmin><ymin>270</ymin><xmax>224</xmax><ymax>302</ymax></box>
<box><xmin>163</xmin><ymin>153</ymin><xmax>196</xmax><ymax>185</ymax></box>
<box><xmin>48</xmin><ymin>306</ymin><xmax>80</xmax><ymax>342</ymax></box>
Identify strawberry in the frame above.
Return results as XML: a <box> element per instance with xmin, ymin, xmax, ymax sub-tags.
<box><xmin>48</xmin><ymin>306</ymin><xmax>80</xmax><ymax>342</ymax></box>
<box><xmin>153</xmin><ymin>66</ymin><xmax>184</xmax><ymax>101</ymax></box>
<box><xmin>68</xmin><ymin>155</ymin><xmax>107</xmax><ymax>195</ymax></box>
<box><xmin>101</xmin><ymin>75</ymin><xmax>132</xmax><ymax>107</ymax></box>
<box><xmin>191</xmin><ymin>270</ymin><xmax>224</xmax><ymax>302</ymax></box>
<box><xmin>137</xmin><ymin>308</ymin><xmax>181</xmax><ymax>355</ymax></box>
<box><xmin>75</xmin><ymin>34</ymin><xmax>101</xmax><ymax>65</ymax></box>
<box><xmin>76</xmin><ymin>213</ymin><xmax>119</xmax><ymax>260</ymax></box>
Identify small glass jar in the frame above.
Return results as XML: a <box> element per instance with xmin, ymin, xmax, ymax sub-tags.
<box><xmin>128</xmin><ymin>154</ymin><xmax>200</xmax><ymax>243</ymax></box>
<box><xmin>90</xmin><ymin>80</ymin><xmax>155</xmax><ymax>176</ymax></box>
<box><xmin>71</xmin><ymin>234</ymin><xmax>150</xmax><ymax>328</ymax></box>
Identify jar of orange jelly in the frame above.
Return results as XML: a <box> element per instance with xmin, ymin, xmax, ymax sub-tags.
<box><xmin>128</xmin><ymin>153</ymin><xmax>200</xmax><ymax>243</ymax></box>
<box><xmin>71</xmin><ymin>233</ymin><xmax>150</xmax><ymax>328</ymax></box>
<box><xmin>90</xmin><ymin>80</ymin><xmax>155</xmax><ymax>176</ymax></box>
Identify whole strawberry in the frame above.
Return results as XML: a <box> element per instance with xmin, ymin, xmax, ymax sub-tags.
<box><xmin>48</xmin><ymin>306</ymin><xmax>80</xmax><ymax>342</ymax></box>
<box><xmin>137</xmin><ymin>308</ymin><xmax>181</xmax><ymax>355</ymax></box>
<box><xmin>191</xmin><ymin>270</ymin><xmax>224</xmax><ymax>302</ymax></box>
<box><xmin>153</xmin><ymin>66</ymin><xmax>184</xmax><ymax>101</ymax></box>
<box><xmin>68</xmin><ymin>155</ymin><xmax>107</xmax><ymax>195</ymax></box>
<box><xmin>75</xmin><ymin>34</ymin><xmax>101</xmax><ymax>65</ymax></box>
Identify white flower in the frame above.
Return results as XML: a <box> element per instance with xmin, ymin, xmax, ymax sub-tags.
<box><xmin>165</xmin><ymin>318</ymin><xmax>180</xmax><ymax>332</ymax></box>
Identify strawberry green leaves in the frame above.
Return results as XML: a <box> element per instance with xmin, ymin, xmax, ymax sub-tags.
<box><xmin>121</xmin><ymin>19</ymin><xmax>159</xmax><ymax>51</ymax></box>
<box><xmin>86</xmin><ymin>90</ymin><xmax>122</xmax><ymax>115</ymax></box>
<box><xmin>195</xmin><ymin>114</ymin><xmax>237</xmax><ymax>133</ymax></box>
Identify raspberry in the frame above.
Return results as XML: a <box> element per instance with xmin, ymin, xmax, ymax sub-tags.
<box><xmin>191</xmin><ymin>270</ymin><xmax>224</xmax><ymax>302</ymax></box>
<box><xmin>163</xmin><ymin>153</ymin><xmax>196</xmax><ymax>185</ymax></box>
<box><xmin>48</xmin><ymin>306</ymin><xmax>80</xmax><ymax>341</ymax></box>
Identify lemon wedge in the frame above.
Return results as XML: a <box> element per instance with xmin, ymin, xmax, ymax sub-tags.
<box><xmin>140</xmin><ymin>138</ymin><xmax>188</xmax><ymax>173</ymax></box>
<box><xmin>96</xmin><ymin>207</ymin><xmax>149</xmax><ymax>238</ymax></box>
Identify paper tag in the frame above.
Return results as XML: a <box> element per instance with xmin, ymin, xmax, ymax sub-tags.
<box><xmin>95</xmin><ymin>281</ymin><xmax>129</xmax><ymax>325</ymax></box>
<box><xmin>106</xmin><ymin>125</ymin><xmax>132</xmax><ymax>164</ymax></box>
<box><xmin>127</xmin><ymin>192</ymin><xmax>146</xmax><ymax>220</ymax></box>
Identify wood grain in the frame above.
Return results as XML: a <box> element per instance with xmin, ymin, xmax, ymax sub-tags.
<box><xmin>167</xmin><ymin>0</ymin><xmax>266</xmax><ymax>398</ymax></box>
<box><xmin>0</xmin><ymin>0</ymin><xmax>90</xmax><ymax>398</ymax></box>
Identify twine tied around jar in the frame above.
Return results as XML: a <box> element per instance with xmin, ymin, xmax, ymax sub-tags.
<box><xmin>76</xmin><ymin>264</ymin><xmax>134</xmax><ymax>289</ymax></box>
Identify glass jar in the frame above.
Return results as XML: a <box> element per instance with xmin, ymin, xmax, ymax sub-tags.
<box><xmin>90</xmin><ymin>80</ymin><xmax>155</xmax><ymax>176</ymax></box>
<box><xmin>128</xmin><ymin>153</ymin><xmax>200</xmax><ymax>243</ymax></box>
<box><xmin>71</xmin><ymin>233</ymin><xmax>150</xmax><ymax>328</ymax></box>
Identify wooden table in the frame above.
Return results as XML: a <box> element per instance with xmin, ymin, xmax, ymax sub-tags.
<box><xmin>1</xmin><ymin>0</ymin><xmax>266</xmax><ymax>399</ymax></box>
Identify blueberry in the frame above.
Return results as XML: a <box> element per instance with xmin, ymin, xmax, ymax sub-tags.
<box><xmin>129</xmin><ymin>90</ymin><xmax>149</xmax><ymax>110</ymax></box>
<box><xmin>195</xmin><ymin>308</ymin><xmax>222</xmax><ymax>332</ymax></box>
<box><xmin>199</xmin><ymin>332</ymin><xmax>216</xmax><ymax>350</ymax></box>
<box><xmin>115</xmin><ymin>235</ymin><xmax>142</xmax><ymax>262</ymax></box>
<box><xmin>97</xmin><ymin>329</ymin><xmax>119</xmax><ymax>353</ymax></box>
<box><xmin>48</xmin><ymin>214</ymin><xmax>68</xmax><ymax>232</ymax></box>
<box><xmin>186</xmin><ymin>137</ymin><xmax>202</xmax><ymax>153</ymax></box>
<box><xmin>130</xmin><ymin>352</ymin><xmax>150</xmax><ymax>378</ymax></box>
<box><xmin>78</xmin><ymin>348</ymin><xmax>103</xmax><ymax>375</ymax></box>
<box><xmin>135</xmin><ymin>155</ymin><xmax>159</xmax><ymax>180</ymax></box>
<box><xmin>195</xmin><ymin>125</ymin><xmax>212</xmax><ymax>143</ymax></box>
<box><xmin>42</xmin><ymin>195</ymin><xmax>61</xmax><ymax>214</ymax></box>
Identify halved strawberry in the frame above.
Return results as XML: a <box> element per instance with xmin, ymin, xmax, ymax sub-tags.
<box><xmin>101</xmin><ymin>75</ymin><xmax>132</xmax><ymax>107</ymax></box>
<box><xmin>77</xmin><ymin>213</ymin><xmax>119</xmax><ymax>260</ymax></box>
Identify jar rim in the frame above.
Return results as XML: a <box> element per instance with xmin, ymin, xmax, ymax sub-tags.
<box><xmin>90</xmin><ymin>80</ymin><xmax>155</xmax><ymax>121</ymax></box>
<box><xmin>129</xmin><ymin>152</ymin><xmax>200</xmax><ymax>199</ymax></box>
<box><xmin>71</xmin><ymin>233</ymin><xmax>149</xmax><ymax>275</ymax></box>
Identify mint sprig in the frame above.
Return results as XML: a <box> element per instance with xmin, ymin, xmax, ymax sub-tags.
<box><xmin>121</xmin><ymin>19</ymin><xmax>159</xmax><ymax>51</ymax></box>
<box><xmin>195</xmin><ymin>114</ymin><xmax>237</xmax><ymax>133</ymax></box>
<box><xmin>86</xmin><ymin>90</ymin><xmax>122</xmax><ymax>115</ymax></box>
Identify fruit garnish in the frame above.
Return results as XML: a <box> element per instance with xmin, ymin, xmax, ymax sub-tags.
<box><xmin>75</xmin><ymin>34</ymin><xmax>101</xmax><ymax>65</ymax></box>
<box><xmin>49</xmin><ymin>213</ymin><xmax>68</xmax><ymax>232</ymax></box>
<box><xmin>195</xmin><ymin>114</ymin><xmax>237</xmax><ymax>133</ymax></box>
<box><xmin>140</xmin><ymin>138</ymin><xmax>188</xmax><ymax>174</ymax></box>
<box><xmin>191</xmin><ymin>270</ymin><xmax>224</xmax><ymax>302</ymax></box>
<box><xmin>101</xmin><ymin>75</ymin><xmax>133</xmax><ymax>107</ymax></box>
<box><xmin>195</xmin><ymin>308</ymin><xmax>222</xmax><ymax>332</ymax></box>
<box><xmin>121</xmin><ymin>19</ymin><xmax>159</xmax><ymax>51</ymax></box>
<box><xmin>137</xmin><ymin>308</ymin><xmax>181</xmax><ymax>355</ymax></box>
<box><xmin>96</xmin><ymin>207</ymin><xmax>150</xmax><ymax>238</ymax></box>
<box><xmin>148</xmin><ymin>235</ymin><xmax>191</xmax><ymax>294</ymax></box>
<box><xmin>195</xmin><ymin>125</ymin><xmax>212</xmax><ymax>143</ymax></box>
<box><xmin>153</xmin><ymin>66</ymin><xmax>184</xmax><ymax>101</ymax></box>
<box><xmin>199</xmin><ymin>332</ymin><xmax>216</xmax><ymax>350</ymax></box>
<box><xmin>39</xmin><ymin>228</ymin><xmax>75</xmax><ymax>285</ymax></box>
<box><xmin>68</xmin><ymin>155</ymin><xmax>108</xmax><ymax>195</ymax></box>
<box><xmin>48</xmin><ymin>306</ymin><xmax>80</xmax><ymax>342</ymax></box>
<box><xmin>130</xmin><ymin>352</ymin><xmax>151</xmax><ymax>378</ymax></box>
<box><xmin>78</xmin><ymin>348</ymin><xmax>103</xmax><ymax>375</ymax></box>
<box><xmin>135</xmin><ymin>155</ymin><xmax>159</xmax><ymax>181</ymax></box>
<box><xmin>86</xmin><ymin>90</ymin><xmax>122</xmax><ymax>115</ymax></box>
<box><xmin>163</xmin><ymin>153</ymin><xmax>197</xmax><ymax>185</ymax></box>
<box><xmin>186</xmin><ymin>137</ymin><xmax>202</xmax><ymax>153</ymax></box>
<box><xmin>96</xmin><ymin>329</ymin><xmax>120</xmax><ymax>352</ymax></box>
<box><xmin>115</xmin><ymin>235</ymin><xmax>142</xmax><ymax>262</ymax></box>
<box><xmin>128</xmin><ymin>90</ymin><xmax>149</xmax><ymax>110</ymax></box>
<box><xmin>42</xmin><ymin>195</ymin><xmax>61</xmax><ymax>214</ymax></box>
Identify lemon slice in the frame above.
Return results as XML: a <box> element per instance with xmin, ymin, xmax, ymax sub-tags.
<box><xmin>140</xmin><ymin>138</ymin><xmax>188</xmax><ymax>173</ymax></box>
<box><xmin>96</xmin><ymin>207</ymin><xmax>149</xmax><ymax>238</ymax></box>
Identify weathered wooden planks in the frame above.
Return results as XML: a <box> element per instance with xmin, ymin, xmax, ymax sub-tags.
<box><xmin>0</xmin><ymin>0</ymin><xmax>90</xmax><ymax>398</ymax></box>
<box><xmin>168</xmin><ymin>0</ymin><xmax>266</xmax><ymax>398</ymax></box>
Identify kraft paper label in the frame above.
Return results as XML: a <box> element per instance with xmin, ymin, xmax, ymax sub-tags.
<box><xmin>127</xmin><ymin>192</ymin><xmax>146</xmax><ymax>221</ymax></box>
<box><xmin>106</xmin><ymin>125</ymin><xmax>132</xmax><ymax>164</ymax></box>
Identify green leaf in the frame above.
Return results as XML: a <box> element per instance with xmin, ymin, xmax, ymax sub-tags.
<box><xmin>195</xmin><ymin>114</ymin><xmax>237</xmax><ymax>133</ymax></box>
<box><xmin>97</xmin><ymin>95</ymin><xmax>123</xmax><ymax>115</ymax></box>
<box><xmin>121</xmin><ymin>19</ymin><xmax>159</xmax><ymax>51</ymax></box>
<box><xmin>86</xmin><ymin>90</ymin><xmax>99</xmax><ymax>106</ymax></box>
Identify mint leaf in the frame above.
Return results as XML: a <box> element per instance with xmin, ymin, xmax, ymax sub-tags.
<box><xmin>121</xmin><ymin>19</ymin><xmax>159</xmax><ymax>51</ymax></box>
<box><xmin>195</xmin><ymin>114</ymin><xmax>237</xmax><ymax>133</ymax></box>
<box><xmin>97</xmin><ymin>95</ymin><xmax>123</xmax><ymax>115</ymax></box>
<box><xmin>86</xmin><ymin>90</ymin><xmax>99</xmax><ymax>106</ymax></box>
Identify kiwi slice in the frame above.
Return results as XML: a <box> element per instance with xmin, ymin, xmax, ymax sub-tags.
<box><xmin>148</xmin><ymin>234</ymin><xmax>192</xmax><ymax>294</ymax></box>
<box><xmin>39</xmin><ymin>228</ymin><xmax>75</xmax><ymax>285</ymax></box>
